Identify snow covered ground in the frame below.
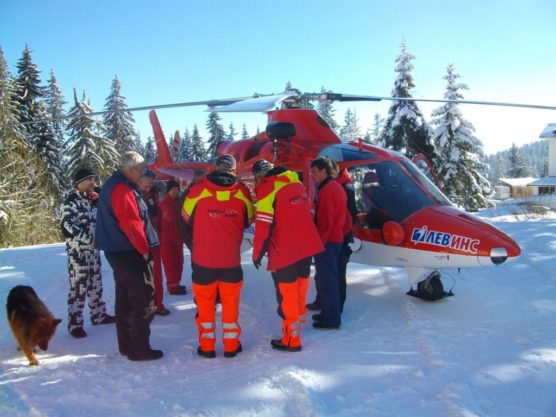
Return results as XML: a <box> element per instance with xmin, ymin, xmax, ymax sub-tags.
<box><xmin>1</xmin><ymin>210</ymin><xmax>555</xmax><ymax>417</ymax></box>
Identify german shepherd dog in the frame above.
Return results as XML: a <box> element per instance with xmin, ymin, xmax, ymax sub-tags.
<box><xmin>6</xmin><ymin>285</ymin><xmax>62</xmax><ymax>365</ymax></box>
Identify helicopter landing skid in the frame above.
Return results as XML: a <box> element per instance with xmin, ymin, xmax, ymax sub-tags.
<box><xmin>406</xmin><ymin>271</ymin><xmax>454</xmax><ymax>301</ymax></box>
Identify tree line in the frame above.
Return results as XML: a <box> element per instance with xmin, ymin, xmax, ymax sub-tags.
<box><xmin>3</xmin><ymin>41</ymin><xmax>530</xmax><ymax>247</ymax></box>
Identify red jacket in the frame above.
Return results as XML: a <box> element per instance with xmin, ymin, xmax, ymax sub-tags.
<box><xmin>183</xmin><ymin>172</ymin><xmax>254</xmax><ymax>268</ymax></box>
<box><xmin>159</xmin><ymin>194</ymin><xmax>183</xmax><ymax>246</ymax></box>
<box><xmin>111</xmin><ymin>183</ymin><xmax>150</xmax><ymax>255</ymax></box>
<box><xmin>315</xmin><ymin>177</ymin><xmax>352</xmax><ymax>244</ymax></box>
<box><xmin>253</xmin><ymin>168</ymin><xmax>324</xmax><ymax>271</ymax></box>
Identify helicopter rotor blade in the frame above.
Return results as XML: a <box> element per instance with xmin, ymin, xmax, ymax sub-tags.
<box><xmin>319</xmin><ymin>93</ymin><xmax>556</xmax><ymax>111</ymax></box>
<box><xmin>208</xmin><ymin>93</ymin><xmax>295</xmax><ymax>112</ymax></box>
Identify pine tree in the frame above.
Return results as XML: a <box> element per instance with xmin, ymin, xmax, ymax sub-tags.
<box><xmin>206</xmin><ymin>111</ymin><xmax>226</xmax><ymax>157</ymax></box>
<box><xmin>0</xmin><ymin>47</ymin><xmax>59</xmax><ymax>246</ymax></box>
<box><xmin>44</xmin><ymin>70</ymin><xmax>67</xmax><ymax>153</ymax></box>
<box><xmin>33</xmin><ymin>101</ymin><xmax>64</xmax><ymax>200</ymax></box>
<box><xmin>369</xmin><ymin>113</ymin><xmax>384</xmax><ymax>144</ymax></box>
<box><xmin>380</xmin><ymin>41</ymin><xmax>436</xmax><ymax>161</ymax></box>
<box><xmin>431</xmin><ymin>64</ymin><xmax>491</xmax><ymax>211</ymax></box>
<box><xmin>178</xmin><ymin>128</ymin><xmax>194</xmax><ymax>161</ymax></box>
<box><xmin>338</xmin><ymin>108</ymin><xmax>361</xmax><ymax>142</ymax></box>
<box><xmin>491</xmin><ymin>154</ymin><xmax>506</xmax><ymax>185</ymax></box>
<box><xmin>65</xmin><ymin>89</ymin><xmax>118</xmax><ymax>180</ymax></box>
<box><xmin>14</xmin><ymin>44</ymin><xmax>44</xmax><ymax>145</ymax></box>
<box><xmin>507</xmin><ymin>143</ymin><xmax>530</xmax><ymax>178</ymax></box>
<box><xmin>191</xmin><ymin>124</ymin><xmax>207</xmax><ymax>162</ymax></box>
<box><xmin>241</xmin><ymin>123</ymin><xmax>249</xmax><ymax>140</ymax></box>
<box><xmin>133</xmin><ymin>131</ymin><xmax>145</xmax><ymax>156</ymax></box>
<box><xmin>103</xmin><ymin>75</ymin><xmax>136</xmax><ymax>154</ymax></box>
<box><xmin>316</xmin><ymin>86</ymin><xmax>339</xmax><ymax>131</ymax></box>
<box><xmin>228</xmin><ymin>122</ymin><xmax>237</xmax><ymax>141</ymax></box>
<box><xmin>144</xmin><ymin>136</ymin><xmax>157</xmax><ymax>163</ymax></box>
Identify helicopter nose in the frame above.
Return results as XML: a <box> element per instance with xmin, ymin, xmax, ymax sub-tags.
<box><xmin>490</xmin><ymin>247</ymin><xmax>508</xmax><ymax>265</ymax></box>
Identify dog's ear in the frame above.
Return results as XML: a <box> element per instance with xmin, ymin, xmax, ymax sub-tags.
<box><xmin>53</xmin><ymin>318</ymin><xmax>62</xmax><ymax>327</ymax></box>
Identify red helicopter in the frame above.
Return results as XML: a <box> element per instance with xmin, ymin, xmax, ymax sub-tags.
<box><xmin>145</xmin><ymin>89</ymin><xmax>531</xmax><ymax>300</ymax></box>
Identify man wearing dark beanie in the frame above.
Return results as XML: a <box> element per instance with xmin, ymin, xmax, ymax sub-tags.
<box><xmin>61</xmin><ymin>167</ymin><xmax>115</xmax><ymax>338</ymax></box>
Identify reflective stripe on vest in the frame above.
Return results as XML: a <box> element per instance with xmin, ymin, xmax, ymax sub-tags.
<box><xmin>256</xmin><ymin>171</ymin><xmax>300</xmax><ymax>217</ymax></box>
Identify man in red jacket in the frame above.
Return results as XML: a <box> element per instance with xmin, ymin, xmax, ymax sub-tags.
<box><xmin>252</xmin><ymin>160</ymin><xmax>324</xmax><ymax>351</ymax></box>
<box><xmin>309</xmin><ymin>157</ymin><xmax>352</xmax><ymax>329</ymax></box>
<box><xmin>96</xmin><ymin>152</ymin><xmax>163</xmax><ymax>361</ymax></box>
<box><xmin>160</xmin><ymin>180</ymin><xmax>187</xmax><ymax>296</ymax></box>
<box><xmin>182</xmin><ymin>155</ymin><xmax>254</xmax><ymax>359</ymax></box>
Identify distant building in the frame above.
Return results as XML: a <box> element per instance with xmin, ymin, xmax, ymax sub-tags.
<box><xmin>498</xmin><ymin>177</ymin><xmax>538</xmax><ymax>199</ymax></box>
<box><xmin>529</xmin><ymin>123</ymin><xmax>556</xmax><ymax>195</ymax></box>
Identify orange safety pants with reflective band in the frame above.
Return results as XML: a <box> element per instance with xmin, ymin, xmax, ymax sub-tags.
<box><xmin>219</xmin><ymin>281</ymin><xmax>242</xmax><ymax>353</ymax></box>
<box><xmin>192</xmin><ymin>280</ymin><xmax>243</xmax><ymax>353</ymax></box>
<box><xmin>193</xmin><ymin>282</ymin><xmax>217</xmax><ymax>352</ymax></box>
<box><xmin>277</xmin><ymin>277</ymin><xmax>308</xmax><ymax>348</ymax></box>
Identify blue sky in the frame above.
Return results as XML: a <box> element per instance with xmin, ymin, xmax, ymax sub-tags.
<box><xmin>1</xmin><ymin>0</ymin><xmax>555</xmax><ymax>154</ymax></box>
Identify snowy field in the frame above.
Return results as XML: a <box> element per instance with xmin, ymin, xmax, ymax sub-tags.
<box><xmin>0</xmin><ymin>209</ymin><xmax>555</xmax><ymax>417</ymax></box>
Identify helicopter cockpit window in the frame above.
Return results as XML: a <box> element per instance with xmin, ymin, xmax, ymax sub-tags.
<box><xmin>318</xmin><ymin>144</ymin><xmax>376</xmax><ymax>162</ymax></box>
<box><xmin>349</xmin><ymin>161</ymin><xmax>434</xmax><ymax>227</ymax></box>
<box><xmin>400</xmin><ymin>160</ymin><xmax>452</xmax><ymax>206</ymax></box>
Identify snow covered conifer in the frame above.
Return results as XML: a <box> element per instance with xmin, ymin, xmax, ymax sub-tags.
<box><xmin>103</xmin><ymin>75</ymin><xmax>137</xmax><ymax>154</ymax></box>
<box><xmin>380</xmin><ymin>41</ymin><xmax>435</xmax><ymax>161</ymax></box>
<box><xmin>506</xmin><ymin>143</ymin><xmax>530</xmax><ymax>178</ymax></box>
<box><xmin>431</xmin><ymin>64</ymin><xmax>492</xmax><ymax>211</ymax></box>
<box><xmin>0</xmin><ymin>48</ymin><xmax>59</xmax><ymax>246</ymax></box>
<box><xmin>33</xmin><ymin>101</ymin><xmax>64</xmax><ymax>199</ymax></box>
<box><xmin>65</xmin><ymin>89</ymin><xmax>119</xmax><ymax>180</ymax></box>
<box><xmin>144</xmin><ymin>136</ymin><xmax>157</xmax><ymax>163</ymax></box>
<box><xmin>316</xmin><ymin>87</ymin><xmax>339</xmax><ymax>131</ymax></box>
<box><xmin>206</xmin><ymin>111</ymin><xmax>226</xmax><ymax>158</ymax></box>
<box><xmin>228</xmin><ymin>122</ymin><xmax>237</xmax><ymax>141</ymax></box>
<box><xmin>241</xmin><ymin>123</ymin><xmax>249</xmax><ymax>140</ymax></box>
<box><xmin>44</xmin><ymin>70</ymin><xmax>66</xmax><ymax>151</ymax></box>
<box><xmin>14</xmin><ymin>44</ymin><xmax>44</xmax><ymax>144</ymax></box>
<box><xmin>338</xmin><ymin>108</ymin><xmax>361</xmax><ymax>142</ymax></box>
<box><xmin>191</xmin><ymin>124</ymin><xmax>207</xmax><ymax>162</ymax></box>
<box><xmin>178</xmin><ymin>128</ymin><xmax>194</xmax><ymax>162</ymax></box>
<box><xmin>369</xmin><ymin>113</ymin><xmax>384</xmax><ymax>144</ymax></box>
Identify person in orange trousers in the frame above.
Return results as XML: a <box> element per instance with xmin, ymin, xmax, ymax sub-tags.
<box><xmin>182</xmin><ymin>155</ymin><xmax>254</xmax><ymax>358</ymax></box>
<box><xmin>138</xmin><ymin>170</ymin><xmax>170</xmax><ymax>316</ymax></box>
<box><xmin>251</xmin><ymin>160</ymin><xmax>324</xmax><ymax>352</ymax></box>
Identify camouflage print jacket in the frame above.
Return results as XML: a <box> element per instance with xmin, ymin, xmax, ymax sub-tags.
<box><xmin>61</xmin><ymin>190</ymin><xmax>98</xmax><ymax>250</ymax></box>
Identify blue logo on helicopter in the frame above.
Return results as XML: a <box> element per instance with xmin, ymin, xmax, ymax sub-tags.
<box><xmin>411</xmin><ymin>226</ymin><xmax>480</xmax><ymax>254</ymax></box>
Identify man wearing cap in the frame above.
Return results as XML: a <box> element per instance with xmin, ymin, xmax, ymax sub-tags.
<box><xmin>251</xmin><ymin>159</ymin><xmax>323</xmax><ymax>352</ymax></box>
<box><xmin>61</xmin><ymin>167</ymin><xmax>115</xmax><ymax>338</ymax></box>
<box><xmin>96</xmin><ymin>152</ymin><xmax>163</xmax><ymax>361</ymax></box>
<box><xmin>160</xmin><ymin>180</ymin><xmax>187</xmax><ymax>296</ymax></box>
<box><xmin>182</xmin><ymin>154</ymin><xmax>254</xmax><ymax>358</ymax></box>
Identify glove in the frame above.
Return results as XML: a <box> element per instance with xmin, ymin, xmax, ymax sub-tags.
<box><xmin>253</xmin><ymin>259</ymin><xmax>261</xmax><ymax>270</ymax></box>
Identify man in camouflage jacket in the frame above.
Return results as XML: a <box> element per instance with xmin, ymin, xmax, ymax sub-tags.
<box><xmin>61</xmin><ymin>168</ymin><xmax>115</xmax><ymax>338</ymax></box>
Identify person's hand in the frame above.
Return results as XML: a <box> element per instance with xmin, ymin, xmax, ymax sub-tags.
<box><xmin>142</xmin><ymin>252</ymin><xmax>150</xmax><ymax>262</ymax></box>
<box><xmin>253</xmin><ymin>259</ymin><xmax>261</xmax><ymax>270</ymax></box>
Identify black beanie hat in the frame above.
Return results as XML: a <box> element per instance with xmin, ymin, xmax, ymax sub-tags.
<box><xmin>73</xmin><ymin>168</ymin><xmax>95</xmax><ymax>187</ymax></box>
<box><xmin>252</xmin><ymin>159</ymin><xmax>274</xmax><ymax>177</ymax></box>
<box><xmin>166</xmin><ymin>180</ymin><xmax>179</xmax><ymax>193</ymax></box>
<box><xmin>215</xmin><ymin>154</ymin><xmax>236</xmax><ymax>172</ymax></box>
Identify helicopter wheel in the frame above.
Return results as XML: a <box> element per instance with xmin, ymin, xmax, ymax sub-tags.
<box><xmin>416</xmin><ymin>272</ymin><xmax>444</xmax><ymax>301</ymax></box>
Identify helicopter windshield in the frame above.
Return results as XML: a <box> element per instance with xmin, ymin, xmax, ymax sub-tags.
<box><xmin>399</xmin><ymin>159</ymin><xmax>452</xmax><ymax>206</ymax></box>
<box><xmin>349</xmin><ymin>161</ymin><xmax>434</xmax><ymax>226</ymax></box>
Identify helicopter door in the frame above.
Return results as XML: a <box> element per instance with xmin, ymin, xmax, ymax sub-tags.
<box><xmin>349</xmin><ymin>161</ymin><xmax>435</xmax><ymax>228</ymax></box>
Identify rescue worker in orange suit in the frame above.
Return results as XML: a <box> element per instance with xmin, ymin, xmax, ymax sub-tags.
<box><xmin>182</xmin><ymin>154</ymin><xmax>254</xmax><ymax>358</ymax></box>
<box><xmin>251</xmin><ymin>160</ymin><xmax>324</xmax><ymax>352</ymax></box>
<box><xmin>309</xmin><ymin>157</ymin><xmax>352</xmax><ymax>329</ymax></box>
<box><xmin>160</xmin><ymin>180</ymin><xmax>187</xmax><ymax>296</ymax></box>
<box><xmin>138</xmin><ymin>170</ymin><xmax>170</xmax><ymax>315</ymax></box>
